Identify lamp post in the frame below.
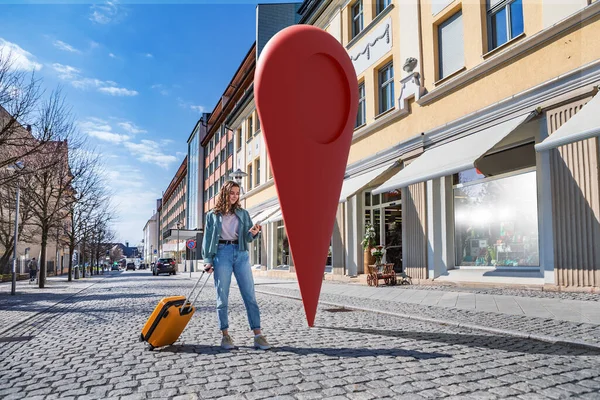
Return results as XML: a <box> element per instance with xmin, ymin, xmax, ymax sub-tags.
<box><xmin>228</xmin><ymin>168</ymin><xmax>248</xmax><ymax>194</ymax></box>
<box><xmin>176</xmin><ymin>220</ymin><xmax>182</xmax><ymax>273</ymax></box>
<box><xmin>6</xmin><ymin>161</ymin><xmax>24</xmax><ymax>295</ymax></box>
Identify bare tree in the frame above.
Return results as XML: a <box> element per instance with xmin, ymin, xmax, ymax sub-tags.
<box><xmin>22</xmin><ymin>90</ymin><xmax>79</xmax><ymax>288</ymax></box>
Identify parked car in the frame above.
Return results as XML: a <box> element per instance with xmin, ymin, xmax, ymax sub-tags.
<box><xmin>111</xmin><ymin>264</ymin><xmax>120</xmax><ymax>271</ymax></box>
<box><xmin>126</xmin><ymin>262</ymin><xmax>136</xmax><ymax>271</ymax></box>
<box><xmin>139</xmin><ymin>263</ymin><xmax>147</xmax><ymax>270</ymax></box>
<box><xmin>153</xmin><ymin>258</ymin><xmax>176</xmax><ymax>275</ymax></box>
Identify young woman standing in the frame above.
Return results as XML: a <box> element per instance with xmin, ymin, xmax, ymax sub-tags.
<box><xmin>202</xmin><ymin>180</ymin><xmax>271</xmax><ymax>350</ymax></box>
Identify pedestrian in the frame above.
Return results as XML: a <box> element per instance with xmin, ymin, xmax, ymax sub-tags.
<box><xmin>28</xmin><ymin>257</ymin><xmax>38</xmax><ymax>283</ymax></box>
<box><xmin>201</xmin><ymin>180</ymin><xmax>271</xmax><ymax>350</ymax></box>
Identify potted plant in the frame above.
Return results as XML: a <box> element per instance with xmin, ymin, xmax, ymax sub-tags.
<box><xmin>361</xmin><ymin>223</ymin><xmax>377</xmax><ymax>274</ymax></box>
<box><xmin>371</xmin><ymin>245</ymin><xmax>385</xmax><ymax>266</ymax></box>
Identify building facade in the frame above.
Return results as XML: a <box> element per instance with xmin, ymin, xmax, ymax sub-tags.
<box><xmin>142</xmin><ymin>213</ymin><xmax>158</xmax><ymax>264</ymax></box>
<box><xmin>159</xmin><ymin>156</ymin><xmax>187</xmax><ymax>259</ymax></box>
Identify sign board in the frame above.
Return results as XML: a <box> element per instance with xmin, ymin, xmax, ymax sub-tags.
<box><xmin>153</xmin><ymin>249</ymin><xmax>157</xmax><ymax>254</ymax></box>
<box><xmin>186</xmin><ymin>240</ymin><xmax>196</xmax><ymax>250</ymax></box>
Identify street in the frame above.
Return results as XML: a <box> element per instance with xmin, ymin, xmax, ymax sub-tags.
<box><xmin>0</xmin><ymin>272</ymin><xmax>599</xmax><ymax>399</ymax></box>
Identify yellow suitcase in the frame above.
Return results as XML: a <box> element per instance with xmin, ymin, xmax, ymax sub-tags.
<box><xmin>140</xmin><ymin>270</ymin><xmax>211</xmax><ymax>350</ymax></box>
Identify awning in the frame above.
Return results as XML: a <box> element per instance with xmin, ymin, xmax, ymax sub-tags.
<box><xmin>252</xmin><ymin>205</ymin><xmax>280</xmax><ymax>225</ymax></box>
<box><xmin>535</xmin><ymin>94</ymin><xmax>600</xmax><ymax>151</ymax></box>
<box><xmin>161</xmin><ymin>242</ymin><xmax>186</xmax><ymax>252</ymax></box>
<box><xmin>373</xmin><ymin>113</ymin><xmax>533</xmax><ymax>194</ymax></box>
<box><xmin>162</xmin><ymin>229</ymin><xmax>202</xmax><ymax>241</ymax></box>
<box><xmin>265</xmin><ymin>209</ymin><xmax>283</xmax><ymax>224</ymax></box>
<box><xmin>339</xmin><ymin>161</ymin><xmax>397</xmax><ymax>202</ymax></box>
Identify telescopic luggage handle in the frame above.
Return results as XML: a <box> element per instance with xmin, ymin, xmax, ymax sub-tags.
<box><xmin>180</xmin><ymin>269</ymin><xmax>212</xmax><ymax>315</ymax></box>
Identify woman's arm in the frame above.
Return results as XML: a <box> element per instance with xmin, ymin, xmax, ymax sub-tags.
<box><xmin>201</xmin><ymin>212</ymin><xmax>215</xmax><ymax>264</ymax></box>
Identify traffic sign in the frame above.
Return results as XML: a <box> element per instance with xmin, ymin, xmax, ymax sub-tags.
<box><xmin>153</xmin><ymin>249</ymin><xmax>157</xmax><ymax>254</ymax></box>
<box><xmin>186</xmin><ymin>240</ymin><xmax>196</xmax><ymax>250</ymax></box>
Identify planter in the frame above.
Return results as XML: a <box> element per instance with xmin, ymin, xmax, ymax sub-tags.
<box><xmin>363</xmin><ymin>248</ymin><xmax>375</xmax><ymax>274</ymax></box>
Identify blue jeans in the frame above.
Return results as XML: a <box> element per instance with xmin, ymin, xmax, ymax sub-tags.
<box><xmin>213</xmin><ymin>244</ymin><xmax>261</xmax><ymax>331</ymax></box>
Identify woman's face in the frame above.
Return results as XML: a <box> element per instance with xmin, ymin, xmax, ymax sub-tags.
<box><xmin>228</xmin><ymin>186</ymin><xmax>240</xmax><ymax>206</ymax></box>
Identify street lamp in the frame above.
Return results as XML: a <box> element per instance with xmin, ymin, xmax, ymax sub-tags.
<box><xmin>228</xmin><ymin>168</ymin><xmax>247</xmax><ymax>194</ymax></box>
<box><xmin>176</xmin><ymin>220</ymin><xmax>183</xmax><ymax>273</ymax></box>
<box><xmin>5</xmin><ymin>161</ymin><xmax>24</xmax><ymax>295</ymax></box>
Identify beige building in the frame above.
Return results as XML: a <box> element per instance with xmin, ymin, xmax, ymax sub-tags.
<box><xmin>234</xmin><ymin>0</ymin><xmax>600</xmax><ymax>290</ymax></box>
<box><xmin>158</xmin><ymin>156</ymin><xmax>187</xmax><ymax>262</ymax></box>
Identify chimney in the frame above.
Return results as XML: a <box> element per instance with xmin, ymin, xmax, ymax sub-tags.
<box><xmin>126</xmin><ymin>241</ymin><xmax>129</xmax><ymax>248</ymax></box>
<box><xmin>26</xmin><ymin>125</ymin><xmax>31</xmax><ymax>132</ymax></box>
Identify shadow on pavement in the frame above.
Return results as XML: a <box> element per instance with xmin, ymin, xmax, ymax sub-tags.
<box><xmin>156</xmin><ymin>343</ymin><xmax>451</xmax><ymax>359</ymax></box>
<box><xmin>319</xmin><ymin>326</ymin><xmax>600</xmax><ymax>356</ymax></box>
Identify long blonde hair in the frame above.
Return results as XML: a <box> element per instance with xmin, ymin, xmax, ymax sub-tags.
<box><xmin>213</xmin><ymin>180</ymin><xmax>241</xmax><ymax>215</ymax></box>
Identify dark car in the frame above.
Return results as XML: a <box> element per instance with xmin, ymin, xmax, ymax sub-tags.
<box><xmin>126</xmin><ymin>262</ymin><xmax>136</xmax><ymax>271</ymax></box>
<box><xmin>153</xmin><ymin>258</ymin><xmax>176</xmax><ymax>276</ymax></box>
<box><xmin>111</xmin><ymin>264</ymin><xmax>120</xmax><ymax>271</ymax></box>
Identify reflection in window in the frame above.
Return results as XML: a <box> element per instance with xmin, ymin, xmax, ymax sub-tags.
<box><xmin>454</xmin><ymin>171</ymin><xmax>539</xmax><ymax>267</ymax></box>
<box><xmin>488</xmin><ymin>0</ymin><xmax>524</xmax><ymax>50</ymax></box>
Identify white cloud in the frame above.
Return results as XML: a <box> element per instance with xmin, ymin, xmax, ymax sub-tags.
<box><xmin>124</xmin><ymin>139</ymin><xmax>178</xmax><ymax>168</ymax></box>
<box><xmin>90</xmin><ymin>41</ymin><xmax>100</xmax><ymax>49</ymax></box>
<box><xmin>190</xmin><ymin>105</ymin><xmax>206</xmax><ymax>113</ymax></box>
<box><xmin>52</xmin><ymin>63</ymin><xmax>80</xmax><ymax>80</ymax></box>
<box><xmin>118</xmin><ymin>121</ymin><xmax>146</xmax><ymax>134</ymax></box>
<box><xmin>53</xmin><ymin>40</ymin><xmax>81</xmax><ymax>54</ymax></box>
<box><xmin>89</xmin><ymin>1</ymin><xmax>126</xmax><ymax>24</ymax></box>
<box><xmin>51</xmin><ymin>63</ymin><xmax>138</xmax><ymax>96</ymax></box>
<box><xmin>109</xmin><ymin>53</ymin><xmax>116</xmax><ymax>58</ymax></box>
<box><xmin>151</xmin><ymin>84</ymin><xmax>168</xmax><ymax>96</ymax></box>
<box><xmin>98</xmin><ymin>86</ymin><xmax>138</xmax><ymax>96</ymax></box>
<box><xmin>89</xmin><ymin>130</ymin><xmax>130</xmax><ymax>143</ymax></box>
<box><xmin>144</xmin><ymin>53</ymin><xmax>153</xmax><ymax>58</ymax></box>
<box><xmin>0</xmin><ymin>38</ymin><xmax>43</xmax><ymax>71</ymax></box>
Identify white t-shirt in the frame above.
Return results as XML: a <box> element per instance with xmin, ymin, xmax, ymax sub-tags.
<box><xmin>220</xmin><ymin>213</ymin><xmax>239</xmax><ymax>241</ymax></box>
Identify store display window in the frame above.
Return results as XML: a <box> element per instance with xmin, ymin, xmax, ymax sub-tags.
<box><xmin>454</xmin><ymin>169</ymin><xmax>539</xmax><ymax>267</ymax></box>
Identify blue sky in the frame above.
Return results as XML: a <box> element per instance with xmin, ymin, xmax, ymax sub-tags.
<box><xmin>0</xmin><ymin>0</ymin><xmax>286</xmax><ymax>245</ymax></box>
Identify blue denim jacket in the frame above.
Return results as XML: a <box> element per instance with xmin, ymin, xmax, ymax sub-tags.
<box><xmin>201</xmin><ymin>208</ymin><xmax>258</xmax><ymax>265</ymax></box>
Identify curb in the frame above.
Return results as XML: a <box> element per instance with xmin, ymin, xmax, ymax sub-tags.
<box><xmin>0</xmin><ymin>275</ymin><xmax>110</xmax><ymax>337</ymax></box>
<box><xmin>254</xmin><ymin>288</ymin><xmax>600</xmax><ymax>352</ymax></box>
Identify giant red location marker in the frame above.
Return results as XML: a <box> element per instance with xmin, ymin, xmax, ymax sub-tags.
<box><xmin>255</xmin><ymin>25</ymin><xmax>358</xmax><ymax>327</ymax></box>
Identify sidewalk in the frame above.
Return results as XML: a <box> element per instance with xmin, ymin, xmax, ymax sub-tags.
<box><xmin>244</xmin><ymin>276</ymin><xmax>600</xmax><ymax>350</ymax></box>
<box><xmin>0</xmin><ymin>273</ymin><xmax>106</xmax><ymax>336</ymax></box>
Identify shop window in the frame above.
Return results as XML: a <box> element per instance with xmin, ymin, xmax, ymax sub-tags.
<box><xmin>251</xmin><ymin>235</ymin><xmax>262</xmax><ymax>266</ymax></box>
<box><xmin>276</xmin><ymin>220</ymin><xmax>291</xmax><ymax>267</ymax></box>
<box><xmin>454</xmin><ymin>170</ymin><xmax>539</xmax><ymax>267</ymax></box>
<box><xmin>378</xmin><ymin>62</ymin><xmax>394</xmax><ymax>114</ymax></box>
<box><xmin>351</xmin><ymin>0</ymin><xmax>364</xmax><ymax>39</ymax></box>
<box><xmin>356</xmin><ymin>82</ymin><xmax>366</xmax><ymax>127</ymax></box>
<box><xmin>488</xmin><ymin>0</ymin><xmax>524</xmax><ymax>51</ymax></box>
<box><xmin>376</xmin><ymin>0</ymin><xmax>391</xmax><ymax>15</ymax></box>
<box><xmin>438</xmin><ymin>11</ymin><xmax>464</xmax><ymax>80</ymax></box>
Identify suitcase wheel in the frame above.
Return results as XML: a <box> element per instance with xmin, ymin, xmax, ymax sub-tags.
<box><xmin>147</xmin><ymin>344</ymin><xmax>155</xmax><ymax>351</ymax></box>
<box><xmin>139</xmin><ymin>333</ymin><xmax>144</xmax><ymax>342</ymax></box>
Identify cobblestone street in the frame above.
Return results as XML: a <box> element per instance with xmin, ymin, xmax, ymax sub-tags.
<box><xmin>1</xmin><ymin>271</ymin><xmax>600</xmax><ymax>400</ymax></box>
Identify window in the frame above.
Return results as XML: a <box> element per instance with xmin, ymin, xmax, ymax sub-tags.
<box><xmin>255</xmin><ymin>159</ymin><xmax>260</xmax><ymax>187</ymax></box>
<box><xmin>215</xmin><ymin>154</ymin><xmax>220</xmax><ymax>166</ymax></box>
<box><xmin>220</xmin><ymin>176</ymin><xmax>225</xmax><ymax>188</ymax></box>
<box><xmin>356</xmin><ymin>82</ymin><xmax>366</xmax><ymax>127</ymax></box>
<box><xmin>220</xmin><ymin>149</ymin><xmax>225</xmax><ymax>164</ymax></box>
<box><xmin>209</xmin><ymin>186</ymin><xmax>213</xmax><ymax>199</ymax></box>
<box><xmin>247</xmin><ymin>117</ymin><xmax>253</xmax><ymax>141</ymax></box>
<box><xmin>236</xmin><ymin>128</ymin><xmax>242</xmax><ymax>150</ymax></box>
<box><xmin>227</xmin><ymin>140</ymin><xmax>233</xmax><ymax>157</ymax></box>
<box><xmin>204</xmin><ymin>190</ymin><xmax>208</xmax><ymax>201</ymax></box>
<box><xmin>488</xmin><ymin>0</ymin><xmax>523</xmax><ymax>51</ymax></box>
<box><xmin>438</xmin><ymin>11</ymin><xmax>464</xmax><ymax>80</ymax></box>
<box><xmin>351</xmin><ymin>1</ymin><xmax>363</xmax><ymax>38</ymax></box>
<box><xmin>247</xmin><ymin>164</ymin><xmax>253</xmax><ymax>190</ymax></box>
<box><xmin>376</xmin><ymin>0</ymin><xmax>391</xmax><ymax>15</ymax></box>
<box><xmin>216</xmin><ymin>128</ymin><xmax>221</xmax><ymax>142</ymax></box>
<box><xmin>256</xmin><ymin>114</ymin><xmax>260</xmax><ymax>132</ymax></box>
<box><xmin>378</xmin><ymin>62</ymin><xmax>394</xmax><ymax>114</ymax></box>
<box><xmin>454</xmin><ymin>170</ymin><xmax>538</xmax><ymax>267</ymax></box>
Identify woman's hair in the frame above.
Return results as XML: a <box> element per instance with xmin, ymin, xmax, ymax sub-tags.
<box><xmin>213</xmin><ymin>180</ymin><xmax>241</xmax><ymax>215</ymax></box>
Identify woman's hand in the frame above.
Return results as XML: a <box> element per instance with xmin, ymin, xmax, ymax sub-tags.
<box><xmin>204</xmin><ymin>264</ymin><xmax>213</xmax><ymax>273</ymax></box>
<box><xmin>249</xmin><ymin>224</ymin><xmax>261</xmax><ymax>236</ymax></box>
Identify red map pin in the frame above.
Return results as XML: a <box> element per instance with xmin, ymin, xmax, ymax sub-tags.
<box><xmin>255</xmin><ymin>25</ymin><xmax>358</xmax><ymax>327</ymax></box>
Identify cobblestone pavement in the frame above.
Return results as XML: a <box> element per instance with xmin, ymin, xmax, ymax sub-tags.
<box><xmin>0</xmin><ymin>274</ymin><xmax>105</xmax><ymax>335</ymax></box>
<box><xmin>1</xmin><ymin>271</ymin><xmax>599</xmax><ymax>400</ymax></box>
<box><xmin>253</xmin><ymin>284</ymin><xmax>600</xmax><ymax>350</ymax></box>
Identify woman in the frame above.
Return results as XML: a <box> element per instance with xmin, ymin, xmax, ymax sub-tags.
<box><xmin>202</xmin><ymin>180</ymin><xmax>271</xmax><ymax>350</ymax></box>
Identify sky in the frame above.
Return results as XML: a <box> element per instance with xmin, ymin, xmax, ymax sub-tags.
<box><xmin>0</xmin><ymin>0</ymin><xmax>288</xmax><ymax>246</ymax></box>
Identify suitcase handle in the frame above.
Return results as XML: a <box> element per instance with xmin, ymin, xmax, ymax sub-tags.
<box><xmin>180</xmin><ymin>269</ymin><xmax>212</xmax><ymax>315</ymax></box>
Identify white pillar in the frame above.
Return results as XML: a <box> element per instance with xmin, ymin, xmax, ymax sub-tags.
<box><xmin>537</xmin><ymin>118</ymin><xmax>555</xmax><ymax>284</ymax></box>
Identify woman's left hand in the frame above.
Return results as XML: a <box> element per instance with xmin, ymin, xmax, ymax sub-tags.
<box><xmin>249</xmin><ymin>224</ymin><xmax>261</xmax><ymax>236</ymax></box>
